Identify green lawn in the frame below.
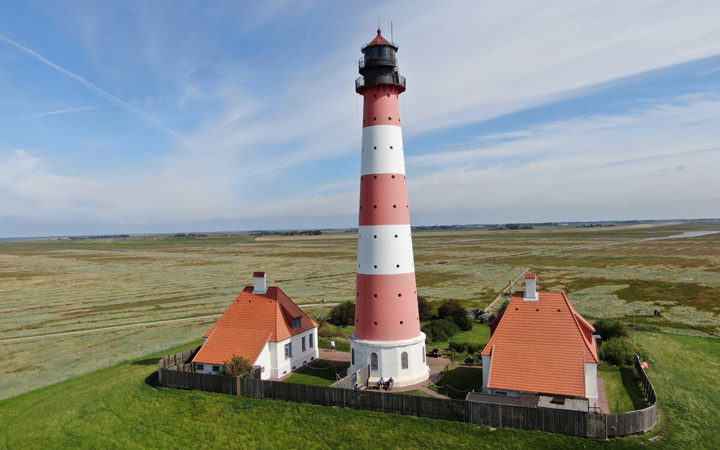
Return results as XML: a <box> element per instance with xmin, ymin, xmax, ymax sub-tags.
<box><xmin>1</xmin><ymin>330</ymin><xmax>717</xmax><ymax>447</ymax></box>
<box><xmin>429</xmin><ymin>367</ymin><xmax>485</xmax><ymax>400</ymax></box>
<box><xmin>284</xmin><ymin>359</ymin><xmax>350</xmax><ymax>386</ymax></box>
<box><xmin>598</xmin><ymin>364</ymin><xmax>650</xmax><ymax>413</ymax></box>
<box><xmin>0</xmin><ymin>342</ymin><xmax>619</xmax><ymax>449</ymax></box>
<box><xmin>319</xmin><ymin>336</ymin><xmax>350</xmax><ymax>352</ymax></box>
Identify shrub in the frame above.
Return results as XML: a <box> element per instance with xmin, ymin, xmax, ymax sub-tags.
<box><xmin>448</xmin><ymin>342</ymin><xmax>466</xmax><ymax>353</ymax></box>
<box><xmin>437</xmin><ymin>299</ymin><xmax>473</xmax><ymax>331</ymax></box>
<box><xmin>417</xmin><ymin>296</ymin><xmax>434</xmax><ymax>321</ymax></box>
<box><xmin>317</xmin><ymin>322</ymin><xmax>333</xmax><ymax>338</ymax></box>
<box><xmin>594</xmin><ymin>320</ymin><xmax>629</xmax><ymax>340</ymax></box>
<box><xmin>222</xmin><ymin>354</ymin><xmax>252</xmax><ymax>377</ymax></box>
<box><xmin>422</xmin><ymin>318</ymin><xmax>459</xmax><ymax>343</ymax></box>
<box><xmin>599</xmin><ymin>336</ymin><xmax>635</xmax><ymax>365</ymax></box>
<box><xmin>328</xmin><ymin>301</ymin><xmax>355</xmax><ymax>327</ymax></box>
<box><xmin>498</xmin><ymin>299</ymin><xmax>510</xmax><ymax>314</ymax></box>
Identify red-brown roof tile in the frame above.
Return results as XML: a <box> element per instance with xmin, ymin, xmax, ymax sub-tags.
<box><xmin>368</xmin><ymin>29</ymin><xmax>392</xmax><ymax>47</ymax></box>
<box><xmin>481</xmin><ymin>291</ymin><xmax>598</xmax><ymax>398</ymax></box>
<box><xmin>193</xmin><ymin>286</ymin><xmax>316</xmax><ymax>366</ymax></box>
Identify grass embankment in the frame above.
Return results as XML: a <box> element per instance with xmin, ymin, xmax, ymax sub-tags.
<box><xmin>597</xmin><ymin>364</ymin><xmax>649</xmax><ymax>413</ymax></box>
<box><xmin>284</xmin><ymin>359</ymin><xmax>350</xmax><ymax>386</ymax></box>
<box><xmin>1</xmin><ymin>326</ymin><xmax>718</xmax><ymax>447</ymax></box>
<box><xmin>0</xmin><ymin>343</ymin><xmax>612</xmax><ymax>449</ymax></box>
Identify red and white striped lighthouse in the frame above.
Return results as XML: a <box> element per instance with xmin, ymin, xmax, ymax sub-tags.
<box><xmin>349</xmin><ymin>29</ymin><xmax>429</xmax><ymax>386</ymax></box>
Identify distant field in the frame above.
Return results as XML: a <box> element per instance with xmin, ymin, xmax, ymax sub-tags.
<box><xmin>1</xmin><ymin>221</ymin><xmax>719</xmax><ymax>400</ymax></box>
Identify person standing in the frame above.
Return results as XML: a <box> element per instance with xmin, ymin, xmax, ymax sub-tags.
<box><xmin>330</xmin><ymin>340</ymin><xmax>336</xmax><ymax>351</ymax></box>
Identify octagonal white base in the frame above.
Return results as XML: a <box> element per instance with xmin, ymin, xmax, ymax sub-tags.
<box><xmin>349</xmin><ymin>333</ymin><xmax>430</xmax><ymax>387</ymax></box>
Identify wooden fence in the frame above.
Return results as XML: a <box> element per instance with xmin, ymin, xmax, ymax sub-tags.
<box><xmin>157</xmin><ymin>350</ymin><xmax>658</xmax><ymax>439</ymax></box>
<box><xmin>330</xmin><ymin>365</ymin><xmax>370</xmax><ymax>389</ymax></box>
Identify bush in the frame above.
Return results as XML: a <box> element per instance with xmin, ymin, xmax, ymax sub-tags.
<box><xmin>222</xmin><ymin>354</ymin><xmax>252</xmax><ymax>377</ymax></box>
<box><xmin>498</xmin><ymin>299</ymin><xmax>510</xmax><ymax>314</ymax></box>
<box><xmin>328</xmin><ymin>301</ymin><xmax>355</xmax><ymax>327</ymax></box>
<box><xmin>594</xmin><ymin>320</ymin><xmax>629</xmax><ymax>340</ymax></box>
<box><xmin>422</xmin><ymin>318</ymin><xmax>459</xmax><ymax>343</ymax></box>
<box><xmin>417</xmin><ymin>296</ymin><xmax>434</xmax><ymax>321</ymax></box>
<box><xmin>448</xmin><ymin>342</ymin><xmax>466</xmax><ymax>353</ymax></box>
<box><xmin>317</xmin><ymin>322</ymin><xmax>333</xmax><ymax>338</ymax></box>
<box><xmin>599</xmin><ymin>336</ymin><xmax>635</xmax><ymax>365</ymax></box>
<box><xmin>437</xmin><ymin>299</ymin><xmax>473</xmax><ymax>331</ymax></box>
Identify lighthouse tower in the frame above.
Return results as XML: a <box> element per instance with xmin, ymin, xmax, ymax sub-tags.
<box><xmin>349</xmin><ymin>29</ymin><xmax>430</xmax><ymax>387</ymax></box>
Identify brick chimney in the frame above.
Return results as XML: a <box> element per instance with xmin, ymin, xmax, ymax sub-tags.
<box><xmin>252</xmin><ymin>272</ymin><xmax>267</xmax><ymax>294</ymax></box>
<box><xmin>524</xmin><ymin>273</ymin><xmax>538</xmax><ymax>301</ymax></box>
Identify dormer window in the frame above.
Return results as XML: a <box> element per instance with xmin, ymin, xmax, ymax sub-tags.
<box><xmin>292</xmin><ymin>317</ymin><xmax>301</xmax><ymax>329</ymax></box>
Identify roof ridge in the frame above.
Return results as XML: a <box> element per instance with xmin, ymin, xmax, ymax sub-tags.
<box><xmin>562</xmin><ymin>292</ymin><xmax>598</xmax><ymax>363</ymax></box>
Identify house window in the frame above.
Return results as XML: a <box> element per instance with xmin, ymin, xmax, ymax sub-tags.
<box><xmin>212</xmin><ymin>365</ymin><xmax>220</xmax><ymax>372</ymax></box>
<box><xmin>401</xmin><ymin>351</ymin><xmax>408</xmax><ymax>369</ymax></box>
<box><xmin>197</xmin><ymin>364</ymin><xmax>204</xmax><ymax>371</ymax></box>
<box><xmin>293</xmin><ymin>317</ymin><xmax>301</xmax><ymax>329</ymax></box>
<box><xmin>371</xmin><ymin>352</ymin><xmax>378</xmax><ymax>370</ymax></box>
<box><xmin>309</xmin><ymin>333</ymin><xmax>314</xmax><ymax>348</ymax></box>
<box><xmin>302</xmin><ymin>336</ymin><xmax>306</xmax><ymax>352</ymax></box>
<box><xmin>284</xmin><ymin>343</ymin><xmax>292</xmax><ymax>358</ymax></box>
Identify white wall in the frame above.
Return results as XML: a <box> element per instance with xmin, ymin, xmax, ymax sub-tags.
<box><xmin>269</xmin><ymin>327</ymin><xmax>319</xmax><ymax>379</ymax></box>
<box><xmin>584</xmin><ymin>362</ymin><xmax>599</xmax><ymax>408</ymax></box>
<box><xmin>481</xmin><ymin>354</ymin><xmax>492</xmax><ymax>394</ymax></box>
<box><xmin>349</xmin><ymin>333</ymin><xmax>429</xmax><ymax>387</ymax></box>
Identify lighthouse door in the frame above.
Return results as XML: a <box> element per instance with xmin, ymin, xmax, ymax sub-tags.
<box><xmin>370</xmin><ymin>352</ymin><xmax>379</xmax><ymax>377</ymax></box>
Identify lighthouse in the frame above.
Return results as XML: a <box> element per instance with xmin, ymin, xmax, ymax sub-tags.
<box><xmin>349</xmin><ymin>28</ymin><xmax>430</xmax><ymax>387</ymax></box>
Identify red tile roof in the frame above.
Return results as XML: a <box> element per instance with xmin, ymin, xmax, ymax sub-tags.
<box><xmin>368</xmin><ymin>29</ymin><xmax>392</xmax><ymax>47</ymax></box>
<box><xmin>193</xmin><ymin>286</ymin><xmax>317</xmax><ymax>366</ymax></box>
<box><xmin>481</xmin><ymin>291</ymin><xmax>598</xmax><ymax>398</ymax></box>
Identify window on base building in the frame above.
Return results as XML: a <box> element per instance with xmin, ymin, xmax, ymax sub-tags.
<box><xmin>284</xmin><ymin>343</ymin><xmax>292</xmax><ymax>358</ymax></box>
<box><xmin>292</xmin><ymin>317</ymin><xmax>301</xmax><ymax>329</ymax></box>
<box><xmin>302</xmin><ymin>336</ymin><xmax>306</xmax><ymax>352</ymax></box>
<box><xmin>371</xmin><ymin>352</ymin><xmax>378</xmax><ymax>370</ymax></box>
<box><xmin>401</xmin><ymin>351</ymin><xmax>408</xmax><ymax>369</ymax></box>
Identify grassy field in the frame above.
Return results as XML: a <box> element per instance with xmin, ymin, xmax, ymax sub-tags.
<box><xmin>0</xmin><ymin>342</ymin><xmax>631</xmax><ymax>449</ymax></box>
<box><xmin>1</xmin><ymin>221</ymin><xmax>720</xmax><ymax>445</ymax></box>
<box><xmin>2</xmin><ymin>222</ymin><xmax>719</xmax><ymax>400</ymax></box>
<box><xmin>4</xmin><ymin>331</ymin><xmax>717</xmax><ymax>447</ymax></box>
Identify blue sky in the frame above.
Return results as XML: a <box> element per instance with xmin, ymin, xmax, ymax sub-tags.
<box><xmin>1</xmin><ymin>1</ymin><xmax>719</xmax><ymax>237</ymax></box>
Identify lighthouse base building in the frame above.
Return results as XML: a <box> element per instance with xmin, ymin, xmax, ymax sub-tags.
<box><xmin>350</xmin><ymin>334</ymin><xmax>429</xmax><ymax>387</ymax></box>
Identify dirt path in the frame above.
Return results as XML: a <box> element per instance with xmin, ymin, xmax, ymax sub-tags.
<box><xmin>484</xmin><ymin>268</ymin><xmax>529</xmax><ymax>313</ymax></box>
<box><xmin>0</xmin><ymin>314</ymin><xmax>222</xmax><ymax>344</ymax></box>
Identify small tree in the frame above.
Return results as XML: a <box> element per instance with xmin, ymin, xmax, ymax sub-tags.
<box><xmin>437</xmin><ymin>299</ymin><xmax>473</xmax><ymax>331</ymax></box>
<box><xmin>329</xmin><ymin>301</ymin><xmax>355</xmax><ymax>327</ymax></box>
<box><xmin>222</xmin><ymin>354</ymin><xmax>252</xmax><ymax>377</ymax></box>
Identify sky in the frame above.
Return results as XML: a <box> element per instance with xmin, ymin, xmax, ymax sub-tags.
<box><xmin>1</xmin><ymin>0</ymin><xmax>719</xmax><ymax>238</ymax></box>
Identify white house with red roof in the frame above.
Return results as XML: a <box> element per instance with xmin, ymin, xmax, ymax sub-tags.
<box><xmin>480</xmin><ymin>274</ymin><xmax>599</xmax><ymax>409</ymax></box>
<box><xmin>192</xmin><ymin>272</ymin><xmax>319</xmax><ymax>379</ymax></box>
